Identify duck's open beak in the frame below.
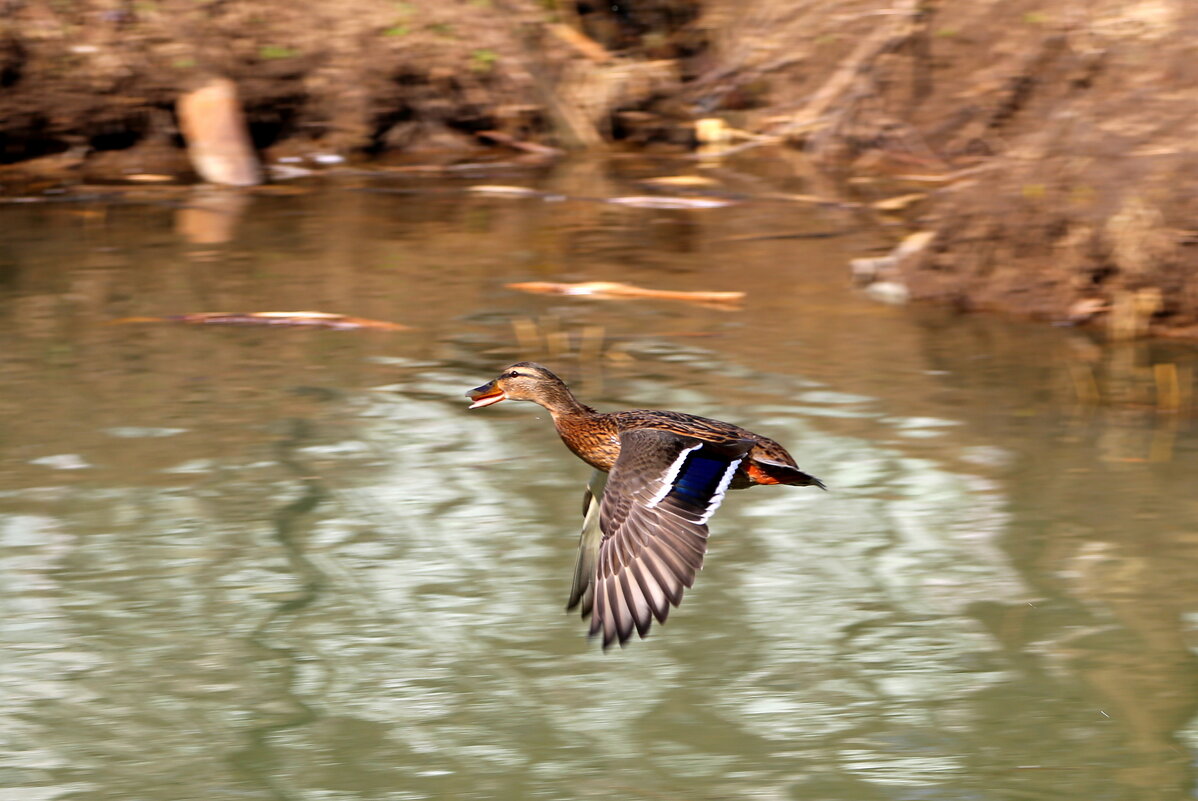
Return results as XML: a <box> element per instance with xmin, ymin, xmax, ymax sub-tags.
<box><xmin>467</xmin><ymin>380</ymin><xmax>506</xmax><ymax>409</ymax></box>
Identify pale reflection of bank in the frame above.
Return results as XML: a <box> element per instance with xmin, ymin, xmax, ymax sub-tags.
<box><xmin>176</xmin><ymin>186</ymin><xmax>251</xmax><ymax>247</ymax></box>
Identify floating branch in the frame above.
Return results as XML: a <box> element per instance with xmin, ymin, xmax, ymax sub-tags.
<box><xmin>605</xmin><ymin>196</ymin><xmax>734</xmax><ymax>210</ymax></box>
<box><xmin>468</xmin><ymin>185</ymin><xmax>547</xmax><ymax>198</ymax></box>
<box><xmin>506</xmin><ymin>281</ymin><xmax>744</xmax><ymax>306</ymax></box>
<box><xmin>114</xmin><ymin>312</ymin><xmax>410</xmax><ymax>331</ymax></box>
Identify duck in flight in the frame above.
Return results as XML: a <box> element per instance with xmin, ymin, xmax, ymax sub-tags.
<box><xmin>467</xmin><ymin>362</ymin><xmax>824</xmax><ymax>648</ymax></box>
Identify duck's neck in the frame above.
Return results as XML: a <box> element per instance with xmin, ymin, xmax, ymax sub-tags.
<box><xmin>537</xmin><ymin>382</ymin><xmax>595</xmax><ymax>421</ymax></box>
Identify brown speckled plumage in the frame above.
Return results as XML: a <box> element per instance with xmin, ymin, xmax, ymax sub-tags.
<box><xmin>466</xmin><ymin>362</ymin><xmax>823</xmax><ymax>648</ymax></box>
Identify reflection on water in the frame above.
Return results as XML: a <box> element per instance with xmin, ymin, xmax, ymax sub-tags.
<box><xmin>1</xmin><ymin>158</ymin><xmax>1197</xmax><ymax>801</ymax></box>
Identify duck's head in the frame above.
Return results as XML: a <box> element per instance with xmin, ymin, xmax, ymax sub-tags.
<box><xmin>466</xmin><ymin>362</ymin><xmax>568</xmax><ymax>409</ymax></box>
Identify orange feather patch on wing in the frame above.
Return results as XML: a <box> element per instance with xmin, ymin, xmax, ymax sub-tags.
<box><xmin>746</xmin><ymin>463</ymin><xmax>782</xmax><ymax>485</ymax></box>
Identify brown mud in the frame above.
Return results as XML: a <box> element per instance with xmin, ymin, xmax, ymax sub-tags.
<box><xmin>2</xmin><ymin>0</ymin><xmax>1197</xmax><ymax>338</ymax></box>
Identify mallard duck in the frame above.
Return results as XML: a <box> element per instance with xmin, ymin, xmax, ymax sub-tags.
<box><xmin>466</xmin><ymin>362</ymin><xmax>824</xmax><ymax>648</ymax></box>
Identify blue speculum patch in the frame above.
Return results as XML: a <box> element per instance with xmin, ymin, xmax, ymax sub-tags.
<box><xmin>670</xmin><ymin>450</ymin><xmax>733</xmax><ymax>508</ymax></box>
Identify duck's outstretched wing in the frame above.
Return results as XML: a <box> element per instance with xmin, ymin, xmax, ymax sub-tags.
<box><xmin>583</xmin><ymin>429</ymin><xmax>752</xmax><ymax>649</ymax></box>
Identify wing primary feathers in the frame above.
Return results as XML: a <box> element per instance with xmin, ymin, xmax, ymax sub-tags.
<box><xmin>656</xmin><ymin>524</ymin><xmax>707</xmax><ymax>558</ymax></box>
<box><xmin>640</xmin><ymin>548</ymin><xmax>684</xmax><ymax>607</ymax></box>
<box><xmin>648</xmin><ymin>541</ymin><xmax>695</xmax><ymax>589</ymax></box>
<box><xmin>653</xmin><ymin>529</ymin><xmax>705</xmax><ymax>573</ymax></box>
<box><xmin>618</xmin><ymin>570</ymin><xmax>652</xmax><ymax>638</ymax></box>
<box><xmin>630</xmin><ymin>560</ymin><xmax>671</xmax><ymax>623</ymax></box>
<box><xmin>589</xmin><ymin>576</ymin><xmax>605</xmax><ymax>638</ymax></box>
<box><xmin>602</xmin><ymin>579</ymin><xmax>622</xmax><ymax>648</ymax></box>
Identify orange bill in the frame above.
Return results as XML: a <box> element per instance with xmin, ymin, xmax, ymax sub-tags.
<box><xmin>466</xmin><ymin>381</ymin><xmax>506</xmax><ymax>409</ymax></box>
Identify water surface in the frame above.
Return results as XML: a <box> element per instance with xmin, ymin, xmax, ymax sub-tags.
<box><xmin>2</xmin><ymin>157</ymin><xmax>1196</xmax><ymax>801</ymax></box>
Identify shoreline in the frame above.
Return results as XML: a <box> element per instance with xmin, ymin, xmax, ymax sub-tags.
<box><xmin>3</xmin><ymin>0</ymin><xmax>1197</xmax><ymax>340</ymax></box>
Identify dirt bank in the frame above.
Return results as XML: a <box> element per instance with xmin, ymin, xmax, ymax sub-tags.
<box><xmin>2</xmin><ymin>0</ymin><xmax>1197</xmax><ymax>338</ymax></box>
<box><xmin>0</xmin><ymin>0</ymin><xmax>563</xmax><ymax>162</ymax></box>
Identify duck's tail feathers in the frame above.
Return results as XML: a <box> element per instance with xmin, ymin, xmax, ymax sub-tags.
<box><xmin>750</xmin><ymin>458</ymin><xmax>826</xmax><ymax>490</ymax></box>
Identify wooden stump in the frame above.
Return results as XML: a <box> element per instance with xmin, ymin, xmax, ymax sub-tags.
<box><xmin>177</xmin><ymin>78</ymin><xmax>261</xmax><ymax>186</ymax></box>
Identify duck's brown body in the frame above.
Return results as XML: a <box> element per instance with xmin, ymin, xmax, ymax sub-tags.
<box><xmin>549</xmin><ymin>406</ymin><xmax>813</xmax><ymax>489</ymax></box>
<box><xmin>468</xmin><ymin>361</ymin><xmax>820</xmax><ymax>489</ymax></box>
<box><xmin>466</xmin><ymin>362</ymin><xmax>823</xmax><ymax>648</ymax></box>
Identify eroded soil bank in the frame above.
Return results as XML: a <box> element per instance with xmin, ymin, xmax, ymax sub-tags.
<box><xmin>3</xmin><ymin>0</ymin><xmax>1197</xmax><ymax>337</ymax></box>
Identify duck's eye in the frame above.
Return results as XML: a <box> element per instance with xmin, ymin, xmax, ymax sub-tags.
<box><xmin>506</xmin><ymin>371</ymin><xmax>521</xmax><ymax>379</ymax></box>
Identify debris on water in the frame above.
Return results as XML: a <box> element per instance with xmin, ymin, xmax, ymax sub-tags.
<box><xmin>475</xmin><ymin>130</ymin><xmax>564</xmax><ymax>157</ymax></box>
<box><xmin>892</xmin><ymin>166</ymin><xmax>992</xmax><ymax>185</ymax></box>
<box><xmin>864</xmin><ymin>280</ymin><xmax>911</xmax><ymax>305</ymax></box>
<box><xmin>605</xmin><ymin>195</ymin><xmax>734</xmax><ymax>210</ymax></box>
<box><xmin>113</xmin><ymin>312</ymin><xmax>410</xmax><ymax>331</ymax></box>
<box><xmin>124</xmin><ymin>174</ymin><xmax>175</xmax><ymax>183</ymax></box>
<box><xmin>692</xmin><ymin>117</ymin><xmax>780</xmax><ymax>159</ymax></box>
<box><xmin>772</xmin><ymin>192</ymin><xmax>861</xmax><ymax>207</ymax></box>
<box><xmin>506</xmin><ymin>280</ymin><xmax>744</xmax><ymax>306</ymax></box>
<box><xmin>723</xmin><ymin>230</ymin><xmax>846</xmax><ymax>243</ymax></box>
<box><xmin>850</xmin><ymin>256</ymin><xmax>893</xmax><ymax>285</ymax></box>
<box><xmin>893</xmin><ymin>230</ymin><xmax>936</xmax><ymax>259</ymax></box>
<box><xmin>468</xmin><ymin>185</ymin><xmax>544</xmax><ymax>197</ymax></box>
<box><xmin>873</xmin><ymin>192</ymin><xmax>927</xmax><ymax>212</ymax></box>
<box><xmin>640</xmin><ymin>175</ymin><xmax>719</xmax><ymax>188</ymax></box>
<box><xmin>162</xmin><ymin>459</ymin><xmax>217</xmax><ymax>474</ymax></box>
<box><xmin>269</xmin><ymin>164</ymin><xmax>315</xmax><ymax>181</ymax></box>
<box><xmin>30</xmin><ymin>454</ymin><xmax>92</xmax><ymax>470</ymax></box>
<box><xmin>853</xmin><ymin>231</ymin><xmax>934</xmax><ymax>282</ymax></box>
<box><xmin>104</xmin><ymin>427</ymin><xmax>188</xmax><ymax>439</ymax></box>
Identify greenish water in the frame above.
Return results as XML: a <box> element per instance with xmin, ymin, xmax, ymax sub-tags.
<box><xmin>1</xmin><ymin>157</ymin><xmax>1196</xmax><ymax>801</ymax></box>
